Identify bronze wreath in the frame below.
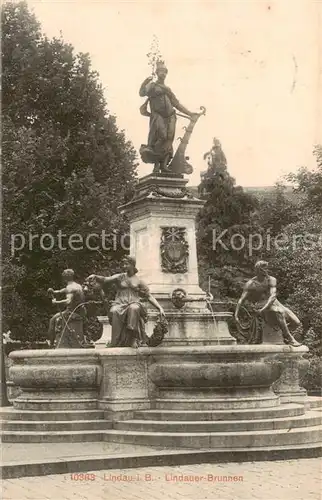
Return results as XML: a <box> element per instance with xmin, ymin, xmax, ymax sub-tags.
<box><xmin>146</xmin><ymin>316</ymin><xmax>169</xmax><ymax>347</ymax></box>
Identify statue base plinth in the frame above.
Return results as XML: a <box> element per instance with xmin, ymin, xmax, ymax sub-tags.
<box><xmin>96</xmin><ymin>316</ymin><xmax>112</xmax><ymax>347</ymax></box>
<box><xmin>120</xmin><ymin>172</ymin><xmax>236</xmax><ymax>345</ymax></box>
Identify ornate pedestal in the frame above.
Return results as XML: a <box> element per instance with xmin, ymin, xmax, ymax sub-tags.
<box><xmin>96</xmin><ymin>316</ymin><xmax>112</xmax><ymax>347</ymax></box>
<box><xmin>273</xmin><ymin>354</ymin><xmax>309</xmax><ymax>404</ymax></box>
<box><xmin>120</xmin><ymin>174</ymin><xmax>235</xmax><ymax>345</ymax></box>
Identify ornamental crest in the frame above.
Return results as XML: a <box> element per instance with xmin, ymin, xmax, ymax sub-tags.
<box><xmin>160</xmin><ymin>227</ymin><xmax>189</xmax><ymax>273</ymax></box>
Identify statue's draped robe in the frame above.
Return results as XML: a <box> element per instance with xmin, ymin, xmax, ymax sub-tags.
<box><xmin>109</xmin><ymin>273</ymin><xmax>149</xmax><ymax>347</ymax></box>
<box><xmin>140</xmin><ymin>81</ymin><xmax>181</xmax><ymax>164</ymax></box>
<box><xmin>247</xmin><ymin>277</ymin><xmax>295</xmax><ymax>330</ymax></box>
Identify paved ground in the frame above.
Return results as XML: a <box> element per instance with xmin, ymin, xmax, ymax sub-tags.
<box><xmin>2</xmin><ymin>458</ymin><xmax>321</xmax><ymax>500</ymax></box>
<box><xmin>2</xmin><ymin>442</ymin><xmax>162</xmax><ymax>463</ymax></box>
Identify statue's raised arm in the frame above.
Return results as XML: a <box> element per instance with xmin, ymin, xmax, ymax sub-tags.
<box><xmin>86</xmin><ymin>273</ymin><xmax>122</xmax><ymax>287</ymax></box>
<box><xmin>139</xmin><ymin>76</ymin><xmax>154</xmax><ymax>98</ymax></box>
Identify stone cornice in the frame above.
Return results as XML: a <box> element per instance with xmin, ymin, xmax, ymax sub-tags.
<box><xmin>120</xmin><ymin>197</ymin><xmax>204</xmax><ymax>221</ymax></box>
<box><xmin>120</xmin><ymin>173</ymin><xmax>204</xmax><ymax>219</ymax></box>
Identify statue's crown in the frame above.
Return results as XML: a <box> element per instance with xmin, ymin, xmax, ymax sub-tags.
<box><xmin>156</xmin><ymin>59</ymin><xmax>167</xmax><ymax>71</ymax></box>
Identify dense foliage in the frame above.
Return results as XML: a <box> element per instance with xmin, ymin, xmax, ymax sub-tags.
<box><xmin>2</xmin><ymin>2</ymin><xmax>138</xmax><ymax>340</ymax></box>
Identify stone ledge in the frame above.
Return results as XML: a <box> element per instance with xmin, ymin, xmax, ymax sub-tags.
<box><xmin>134</xmin><ymin>403</ymin><xmax>306</xmax><ymax>421</ymax></box>
<box><xmin>160</xmin><ymin>339</ymin><xmax>236</xmax><ymax>346</ymax></box>
<box><xmin>138</xmin><ymin>173</ymin><xmax>187</xmax><ymax>185</ymax></box>
<box><xmin>0</xmin><ymin>408</ymin><xmax>105</xmax><ymax>421</ymax></box>
<box><xmin>12</xmin><ymin>399</ymin><xmax>98</xmax><ymax>411</ymax></box>
<box><xmin>9</xmin><ymin>349</ymin><xmax>100</xmax><ymax>360</ymax></box>
<box><xmin>114</xmin><ymin>412</ymin><xmax>322</xmax><ymax>433</ymax></box>
<box><xmin>96</xmin><ymin>345</ymin><xmax>309</xmax><ymax>357</ymax></box>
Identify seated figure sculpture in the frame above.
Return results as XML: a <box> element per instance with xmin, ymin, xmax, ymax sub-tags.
<box><xmin>47</xmin><ymin>269</ymin><xmax>86</xmax><ymax>348</ymax></box>
<box><xmin>87</xmin><ymin>256</ymin><xmax>165</xmax><ymax>347</ymax></box>
<box><xmin>235</xmin><ymin>260</ymin><xmax>302</xmax><ymax>347</ymax></box>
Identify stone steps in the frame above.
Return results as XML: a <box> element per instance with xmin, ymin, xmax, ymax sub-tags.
<box><xmin>308</xmin><ymin>397</ymin><xmax>322</xmax><ymax>409</ymax></box>
<box><xmin>2</xmin><ymin>423</ymin><xmax>321</xmax><ymax>447</ymax></box>
<box><xmin>1</xmin><ymin>419</ymin><xmax>112</xmax><ymax>432</ymax></box>
<box><xmin>1</xmin><ymin>429</ymin><xmax>110</xmax><ymax>443</ymax></box>
<box><xmin>102</xmin><ymin>424</ymin><xmax>322</xmax><ymax>449</ymax></box>
<box><xmin>2</xmin><ymin>398</ymin><xmax>321</xmax><ymax>446</ymax></box>
<box><xmin>0</xmin><ymin>407</ymin><xmax>112</xmax><ymax>442</ymax></box>
<box><xmin>114</xmin><ymin>412</ymin><xmax>322</xmax><ymax>433</ymax></box>
<box><xmin>0</xmin><ymin>409</ymin><xmax>105</xmax><ymax>421</ymax></box>
<box><xmin>12</xmin><ymin>399</ymin><xmax>98</xmax><ymax>411</ymax></box>
<box><xmin>134</xmin><ymin>404</ymin><xmax>305</xmax><ymax>421</ymax></box>
<box><xmin>153</xmin><ymin>395</ymin><xmax>279</xmax><ymax>410</ymax></box>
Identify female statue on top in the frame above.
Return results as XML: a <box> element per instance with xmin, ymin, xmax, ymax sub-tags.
<box><xmin>139</xmin><ymin>60</ymin><xmax>199</xmax><ymax>174</ymax></box>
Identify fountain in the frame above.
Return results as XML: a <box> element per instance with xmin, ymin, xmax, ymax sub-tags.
<box><xmin>3</xmin><ymin>56</ymin><xmax>321</xmax><ymax>466</ymax></box>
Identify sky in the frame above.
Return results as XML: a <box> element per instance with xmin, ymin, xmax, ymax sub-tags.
<box><xmin>25</xmin><ymin>0</ymin><xmax>321</xmax><ymax>186</ymax></box>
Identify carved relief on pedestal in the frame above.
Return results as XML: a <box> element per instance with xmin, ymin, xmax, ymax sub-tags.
<box><xmin>149</xmin><ymin>184</ymin><xmax>194</xmax><ymax>199</ymax></box>
<box><xmin>160</xmin><ymin>227</ymin><xmax>189</xmax><ymax>273</ymax></box>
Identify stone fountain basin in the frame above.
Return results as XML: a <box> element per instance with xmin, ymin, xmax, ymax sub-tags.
<box><xmin>9</xmin><ymin>345</ymin><xmax>308</xmax><ymax>391</ymax></box>
<box><xmin>147</xmin><ymin>344</ymin><xmax>308</xmax><ymax>390</ymax></box>
<box><xmin>8</xmin><ymin>344</ymin><xmax>309</xmax><ymax>412</ymax></box>
<box><xmin>9</xmin><ymin>349</ymin><xmax>101</xmax><ymax>389</ymax></box>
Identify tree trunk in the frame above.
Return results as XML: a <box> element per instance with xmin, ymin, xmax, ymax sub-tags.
<box><xmin>0</xmin><ymin>333</ymin><xmax>10</xmax><ymax>406</ymax></box>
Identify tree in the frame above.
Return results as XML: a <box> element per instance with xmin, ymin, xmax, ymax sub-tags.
<box><xmin>257</xmin><ymin>182</ymin><xmax>300</xmax><ymax>237</ymax></box>
<box><xmin>2</xmin><ymin>2</ymin><xmax>138</xmax><ymax>340</ymax></box>
<box><xmin>287</xmin><ymin>145</ymin><xmax>322</xmax><ymax>214</ymax></box>
<box><xmin>300</xmin><ymin>328</ymin><xmax>322</xmax><ymax>391</ymax></box>
<box><xmin>197</xmin><ymin>138</ymin><xmax>260</xmax><ymax>299</ymax></box>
